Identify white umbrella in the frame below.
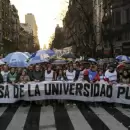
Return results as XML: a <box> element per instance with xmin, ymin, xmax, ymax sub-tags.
<box><xmin>0</xmin><ymin>59</ymin><xmax>5</xmax><ymax>65</ymax></box>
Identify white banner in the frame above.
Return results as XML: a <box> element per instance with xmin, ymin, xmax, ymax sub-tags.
<box><xmin>0</xmin><ymin>81</ymin><xmax>130</xmax><ymax>104</ymax></box>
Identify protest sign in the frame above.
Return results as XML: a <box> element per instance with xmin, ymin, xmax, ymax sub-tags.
<box><xmin>0</xmin><ymin>81</ymin><xmax>130</xmax><ymax>104</ymax></box>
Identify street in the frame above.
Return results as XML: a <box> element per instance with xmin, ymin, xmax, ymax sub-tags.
<box><xmin>0</xmin><ymin>103</ymin><xmax>130</xmax><ymax>130</ymax></box>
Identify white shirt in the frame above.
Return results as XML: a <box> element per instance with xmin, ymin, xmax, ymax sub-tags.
<box><xmin>1</xmin><ymin>71</ymin><xmax>9</xmax><ymax>82</ymax></box>
<box><xmin>45</xmin><ymin>70</ymin><xmax>53</xmax><ymax>81</ymax></box>
<box><xmin>105</xmin><ymin>70</ymin><xmax>117</xmax><ymax>82</ymax></box>
<box><xmin>66</xmin><ymin>70</ymin><xmax>76</xmax><ymax>81</ymax></box>
<box><xmin>78</xmin><ymin>70</ymin><xmax>85</xmax><ymax>81</ymax></box>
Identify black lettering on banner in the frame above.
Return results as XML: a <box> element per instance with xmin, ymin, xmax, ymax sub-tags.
<box><xmin>0</xmin><ymin>85</ymin><xmax>4</xmax><ymax>98</ymax></box>
<box><xmin>45</xmin><ymin>84</ymin><xmax>51</xmax><ymax>95</ymax></box>
<box><xmin>117</xmin><ymin>87</ymin><xmax>125</xmax><ymax>98</ymax></box>
<box><xmin>125</xmin><ymin>87</ymin><xmax>130</xmax><ymax>99</ymax></box>
<box><xmin>100</xmin><ymin>84</ymin><xmax>106</xmax><ymax>97</ymax></box>
<box><xmin>20</xmin><ymin>85</ymin><xmax>24</xmax><ymax>98</ymax></box>
<box><xmin>28</xmin><ymin>84</ymin><xmax>34</xmax><ymax>97</ymax></box>
<box><xmin>59</xmin><ymin>84</ymin><xmax>62</xmax><ymax>95</ymax></box>
<box><xmin>4</xmin><ymin>85</ymin><xmax>9</xmax><ymax>98</ymax></box>
<box><xmin>93</xmin><ymin>84</ymin><xmax>100</xmax><ymax>97</ymax></box>
<box><xmin>69</xmin><ymin>83</ymin><xmax>75</xmax><ymax>95</ymax></box>
<box><xmin>106</xmin><ymin>85</ymin><xmax>112</xmax><ymax>98</ymax></box>
<box><xmin>63</xmin><ymin>83</ymin><xmax>69</xmax><ymax>95</ymax></box>
<box><xmin>75</xmin><ymin>83</ymin><xmax>83</xmax><ymax>96</ymax></box>
<box><xmin>14</xmin><ymin>85</ymin><xmax>19</xmax><ymax>98</ymax></box>
<box><xmin>83</xmin><ymin>83</ymin><xmax>90</xmax><ymax>97</ymax></box>
<box><xmin>91</xmin><ymin>83</ymin><xmax>94</xmax><ymax>97</ymax></box>
<box><xmin>35</xmin><ymin>85</ymin><xmax>40</xmax><ymax>96</ymax></box>
<box><xmin>52</xmin><ymin>84</ymin><xmax>59</xmax><ymax>95</ymax></box>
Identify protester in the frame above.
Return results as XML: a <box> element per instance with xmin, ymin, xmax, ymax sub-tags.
<box><xmin>119</xmin><ymin>69</ymin><xmax>130</xmax><ymax>84</ymax></box>
<box><xmin>19</xmin><ymin>69</ymin><xmax>30</xmax><ymax>83</ymax></box>
<box><xmin>45</xmin><ymin>65</ymin><xmax>55</xmax><ymax>81</ymax></box>
<box><xmin>84</xmin><ymin>62</ymin><xmax>100</xmax><ymax>83</ymax></box>
<box><xmin>74</xmin><ymin>64</ymin><xmax>85</xmax><ymax>81</ymax></box>
<box><xmin>56</xmin><ymin>69</ymin><xmax>66</xmax><ymax>81</ymax></box>
<box><xmin>7</xmin><ymin>67</ymin><xmax>17</xmax><ymax>84</ymax></box>
<box><xmin>27</xmin><ymin>65</ymin><xmax>34</xmax><ymax>81</ymax></box>
<box><xmin>98</xmin><ymin>69</ymin><xmax>104</xmax><ymax>81</ymax></box>
<box><xmin>0</xmin><ymin>55</ymin><xmax>130</xmax><ymax>108</ymax></box>
<box><xmin>32</xmin><ymin>65</ymin><xmax>44</xmax><ymax>81</ymax></box>
<box><xmin>16</xmin><ymin>67</ymin><xmax>23</xmax><ymax>81</ymax></box>
<box><xmin>0</xmin><ymin>73</ymin><xmax>3</xmax><ymax>83</ymax></box>
<box><xmin>104</xmin><ymin>63</ymin><xmax>117</xmax><ymax>84</ymax></box>
<box><xmin>1</xmin><ymin>65</ymin><xmax>9</xmax><ymax>83</ymax></box>
<box><xmin>66</xmin><ymin>65</ymin><xmax>76</xmax><ymax>81</ymax></box>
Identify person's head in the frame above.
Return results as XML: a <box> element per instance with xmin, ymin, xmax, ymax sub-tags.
<box><xmin>28</xmin><ymin>65</ymin><xmax>33</xmax><ymax>71</ymax></box>
<box><xmin>47</xmin><ymin>63</ymin><xmax>52</xmax><ymax>69</ymax></box>
<box><xmin>91</xmin><ymin>62</ymin><xmax>98</xmax><ymax>71</ymax></box>
<box><xmin>56</xmin><ymin>65</ymin><xmax>61</xmax><ymax>70</ymax></box>
<box><xmin>98</xmin><ymin>69</ymin><xmax>103</xmax><ymax>76</ymax></box>
<box><xmin>3</xmin><ymin>65</ymin><xmax>8</xmax><ymax>72</ymax></box>
<box><xmin>21</xmin><ymin>69</ymin><xmax>27</xmax><ymax>76</ymax></box>
<box><xmin>17</xmin><ymin>68</ymin><xmax>22</xmax><ymax>73</ymax></box>
<box><xmin>123</xmin><ymin>70</ymin><xmax>129</xmax><ymax>77</ymax></box>
<box><xmin>80</xmin><ymin>64</ymin><xmax>84</xmax><ymax>70</ymax></box>
<box><xmin>47</xmin><ymin>65</ymin><xmax>52</xmax><ymax>71</ymax></box>
<box><xmin>108</xmin><ymin>64</ymin><xmax>115</xmax><ymax>72</ymax></box>
<box><xmin>10</xmin><ymin>67</ymin><xmax>15</xmax><ymax>73</ymax></box>
<box><xmin>69</xmin><ymin>62</ymin><xmax>73</xmax><ymax>67</ymax></box>
<box><xmin>69</xmin><ymin>65</ymin><xmax>73</xmax><ymax>71</ymax></box>
<box><xmin>35</xmin><ymin>65</ymin><xmax>40</xmax><ymax>71</ymax></box>
<box><xmin>58</xmin><ymin>69</ymin><xmax>63</xmax><ymax>76</ymax></box>
<box><xmin>73</xmin><ymin>63</ymin><xmax>77</xmax><ymax>69</ymax></box>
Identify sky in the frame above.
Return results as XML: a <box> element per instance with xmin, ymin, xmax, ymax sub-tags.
<box><xmin>10</xmin><ymin>0</ymin><xmax>68</xmax><ymax>49</ymax></box>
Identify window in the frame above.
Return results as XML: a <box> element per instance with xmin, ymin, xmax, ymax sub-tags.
<box><xmin>115</xmin><ymin>11</ymin><xmax>121</xmax><ymax>25</ymax></box>
<box><xmin>124</xmin><ymin>32</ymin><xmax>130</xmax><ymax>40</ymax></box>
<box><xmin>115</xmin><ymin>35</ymin><xmax>122</xmax><ymax>41</ymax></box>
<box><xmin>125</xmin><ymin>8</ymin><xmax>130</xmax><ymax>23</ymax></box>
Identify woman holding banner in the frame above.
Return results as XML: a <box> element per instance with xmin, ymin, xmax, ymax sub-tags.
<box><xmin>66</xmin><ymin>65</ymin><xmax>76</xmax><ymax>81</ymax></box>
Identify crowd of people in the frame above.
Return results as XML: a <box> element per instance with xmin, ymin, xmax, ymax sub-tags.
<box><xmin>0</xmin><ymin>59</ymin><xmax>130</xmax><ymax>107</ymax></box>
<box><xmin>0</xmin><ymin>60</ymin><xmax>130</xmax><ymax>84</ymax></box>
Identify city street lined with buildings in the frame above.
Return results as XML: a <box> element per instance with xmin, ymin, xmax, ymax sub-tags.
<box><xmin>0</xmin><ymin>0</ymin><xmax>130</xmax><ymax>130</ymax></box>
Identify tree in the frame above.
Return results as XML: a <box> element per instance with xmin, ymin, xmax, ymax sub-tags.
<box><xmin>51</xmin><ymin>25</ymin><xmax>64</xmax><ymax>49</ymax></box>
<box><xmin>48</xmin><ymin>33</ymin><xmax>55</xmax><ymax>49</ymax></box>
<box><xmin>63</xmin><ymin>0</ymin><xmax>103</xmax><ymax>57</ymax></box>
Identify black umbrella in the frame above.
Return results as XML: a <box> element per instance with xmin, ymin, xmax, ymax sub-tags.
<box><xmin>62</xmin><ymin>53</ymin><xmax>76</xmax><ymax>59</ymax></box>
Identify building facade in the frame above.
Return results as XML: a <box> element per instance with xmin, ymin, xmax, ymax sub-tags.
<box><xmin>102</xmin><ymin>0</ymin><xmax>130</xmax><ymax>57</ymax></box>
<box><xmin>19</xmin><ymin>23</ymin><xmax>34</xmax><ymax>52</ymax></box>
<box><xmin>25</xmin><ymin>13</ymin><xmax>40</xmax><ymax>49</ymax></box>
<box><xmin>0</xmin><ymin>0</ymin><xmax>36</xmax><ymax>54</ymax></box>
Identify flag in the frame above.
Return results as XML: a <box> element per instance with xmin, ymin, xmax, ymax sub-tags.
<box><xmin>26</xmin><ymin>52</ymin><xmax>36</xmax><ymax>62</ymax></box>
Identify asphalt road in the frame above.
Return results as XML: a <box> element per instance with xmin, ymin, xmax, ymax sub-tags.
<box><xmin>0</xmin><ymin>103</ymin><xmax>130</xmax><ymax>130</ymax></box>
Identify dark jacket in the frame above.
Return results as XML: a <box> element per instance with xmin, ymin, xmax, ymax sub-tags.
<box><xmin>32</xmin><ymin>70</ymin><xmax>44</xmax><ymax>81</ymax></box>
<box><xmin>0</xmin><ymin>73</ymin><xmax>3</xmax><ymax>83</ymax></box>
<box><xmin>27</xmin><ymin>70</ymin><xmax>33</xmax><ymax>81</ymax></box>
<box><xmin>74</xmin><ymin>70</ymin><xmax>80</xmax><ymax>81</ymax></box>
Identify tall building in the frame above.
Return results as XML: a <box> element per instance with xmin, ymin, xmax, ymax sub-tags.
<box><xmin>102</xmin><ymin>0</ymin><xmax>130</xmax><ymax>56</ymax></box>
<box><xmin>25</xmin><ymin>13</ymin><xmax>39</xmax><ymax>47</ymax></box>
<box><xmin>20</xmin><ymin>23</ymin><xmax>32</xmax><ymax>34</ymax></box>
<box><xmin>0</xmin><ymin>0</ymin><xmax>20</xmax><ymax>53</ymax></box>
